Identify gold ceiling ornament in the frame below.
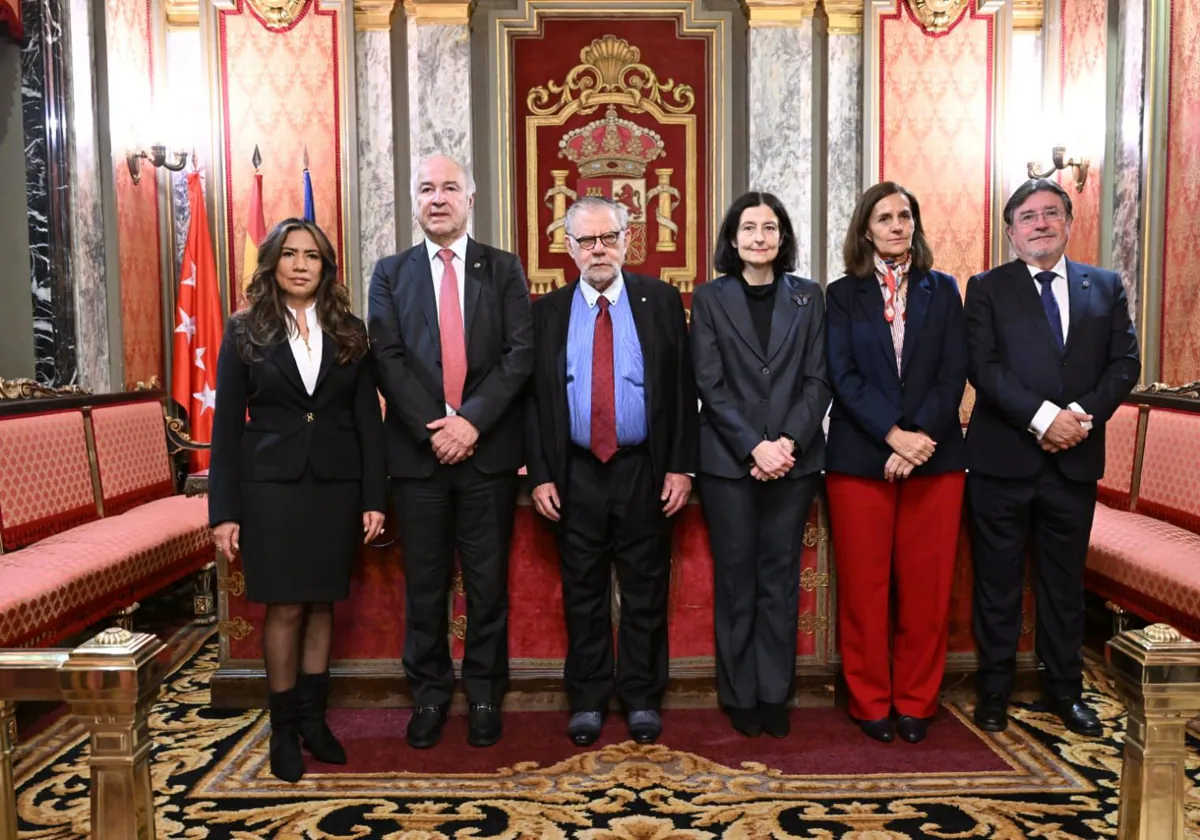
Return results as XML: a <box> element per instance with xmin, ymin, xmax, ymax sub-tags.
<box><xmin>1010</xmin><ymin>0</ymin><xmax>1042</xmax><ymax>31</ymax></box>
<box><xmin>244</xmin><ymin>0</ymin><xmax>309</xmax><ymax>29</ymax></box>
<box><xmin>906</xmin><ymin>0</ymin><xmax>969</xmax><ymax>33</ymax></box>
<box><xmin>403</xmin><ymin>0</ymin><xmax>473</xmax><ymax>25</ymax></box>
<box><xmin>527</xmin><ymin>35</ymin><xmax>695</xmax><ymax>117</ymax></box>
<box><xmin>164</xmin><ymin>0</ymin><xmax>199</xmax><ymax>26</ymax></box>
<box><xmin>0</xmin><ymin>377</ymin><xmax>88</xmax><ymax>400</ymax></box>
<box><xmin>355</xmin><ymin>0</ymin><xmax>397</xmax><ymax>28</ymax></box>
<box><xmin>742</xmin><ymin>0</ymin><xmax>817</xmax><ymax>27</ymax></box>
<box><xmin>821</xmin><ymin>0</ymin><xmax>863</xmax><ymax>34</ymax></box>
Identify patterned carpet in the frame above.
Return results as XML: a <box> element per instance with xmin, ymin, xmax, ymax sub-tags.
<box><xmin>12</xmin><ymin>629</ymin><xmax>1200</xmax><ymax>839</ymax></box>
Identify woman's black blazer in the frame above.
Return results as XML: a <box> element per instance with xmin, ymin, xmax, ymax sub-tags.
<box><xmin>208</xmin><ymin>316</ymin><xmax>388</xmax><ymax>526</ymax></box>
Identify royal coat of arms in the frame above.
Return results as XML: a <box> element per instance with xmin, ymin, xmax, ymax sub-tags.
<box><xmin>524</xmin><ymin>35</ymin><xmax>699</xmax><ymax>294</ymax></box>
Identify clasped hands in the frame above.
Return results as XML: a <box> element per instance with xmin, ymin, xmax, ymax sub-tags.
<box><xmin>427</xmin><ymin>415</ymin><xmax>479</xmax><ymax>464</ymax></box>
<box><xmin>883</xmin><ymin>426</ymin><xmax>936</xmax><ymax>483</ymax></box>
<box><xmin>533</xmin><ymin>473</ymin><xmax>692</xmax><ymax>521</ymax></box>
<box><xmin>750</xmin><ymin>437</ymin><xmax>796</xmax><ymax>481</ymax></box>
<box><xmin>1039</xmin><ymin>409</ymin><xmax>1093</xmax><ymax>453</ymax></box>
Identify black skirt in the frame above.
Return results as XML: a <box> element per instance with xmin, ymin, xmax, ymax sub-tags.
<box><xmin>238</xmin><ymin>469</ymin><xmax>361</xmax><ymax>604</ymax></box>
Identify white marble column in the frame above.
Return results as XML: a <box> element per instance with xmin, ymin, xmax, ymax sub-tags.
<box><xmin>406</xmin><ymin>1</ymin><xmax>474</xmax><ymax>246</ymax></box>
<box><xmin>746</xmin><ymin>1</ymin><xmax>815</xmax><ymax>277</ymax></box>
<box><xmin>356</xmin><ymin>6</ymin><xmax>397</xmax><ymax>311</ymax></box>
<box><xmin>66</xmin><ymin>0</ymin><xmax>110</xmax><ymax>391</ymax></box>
<box><xmin>823</xmin><ymin>2</ymin><xmax>862</xmax><ymax>284</ymax></box>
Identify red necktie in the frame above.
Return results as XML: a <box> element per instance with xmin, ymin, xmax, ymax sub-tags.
<box><xmin>591</xmin><ymin>296</ymin><xmax>618</xmax><ymax>463</ymax></box>
<box><xmin>437</xmin><ymin>249</ymin><xmax>467</xmax><ymax>410</ymax></box>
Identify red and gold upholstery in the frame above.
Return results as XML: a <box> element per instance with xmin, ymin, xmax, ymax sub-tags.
<box><xmin>0</xmin><ymin>495</ymin><xmax>211</xmax><ymax>648</ymax></box>
<box><xmin>0</xmin><ymin>410</ymin><xmax>98</xmax><ymax>550</ymax></box>
<box><xmin>1086</xmin><ymin>503</ymin><xmax>1200</xmax><ymax>639</ymax></box>
<box><xmin>91</xmin><ymin>401</ymin><xmax>175</xmax><ymax>516</ymax></box>
<box><xmin>1098</xmin><ymin>403</ymin><xmax>1139</xmax><ymax>510</ymax></box>
<box><xmin>1135</xmin><ymin>407</ymin><xmax>1200</xmax><ymax>534</ymax></box>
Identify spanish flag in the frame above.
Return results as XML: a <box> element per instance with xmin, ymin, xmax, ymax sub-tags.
<box><xmin>240</xmin><ymin>148</ymin><xmax>266</xmax><ymax>302</ymax></box>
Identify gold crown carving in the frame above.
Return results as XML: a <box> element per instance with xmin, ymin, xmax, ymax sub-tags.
<box><xmin>559</xmin><ymin>105</ymin><xmax>665</xmax><ymax>178</ymax></box>
<box><xmin>527</xmin><ymin>35</ymin><xmax>696</xmax><ymax>117</ymax></box>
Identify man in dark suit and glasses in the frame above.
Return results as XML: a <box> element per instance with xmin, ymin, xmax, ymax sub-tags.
<box><xmin>526</xmin><ymin>196</ymin><xmax>699</xmax><ymax>746</ymax></box>
<box><xmin>965</xmin><ymin>178</ymin><xmax>1139</xmax><ymax>736</ymax></box>
<box><xmin>368</xmin><ymin>154</ymin><xmax>534</xmax><ymax>749</ymax></box>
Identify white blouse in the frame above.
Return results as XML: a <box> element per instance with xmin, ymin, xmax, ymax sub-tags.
<box><xmin>287</xmin><ymin>303</ymin><xmax>322</xmax><ymax>396</ymax></box>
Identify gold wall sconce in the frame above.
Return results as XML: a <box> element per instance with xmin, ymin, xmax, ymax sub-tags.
<box><xmin>127</xmin><ymin>145</ymin><xmax>189</xmax><ymax>185</ymax></box>
<box><xmin>1027</xmin><ymin>145</ymin><xmax>1089</xmax><ymax>192</ymax></box>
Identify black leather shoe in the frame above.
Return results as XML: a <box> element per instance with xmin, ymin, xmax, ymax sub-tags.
<box><xmin>296</xmin><ymin>671</ymin><xmax>347</xmax><ymax>764</ymax></box>
<box><xmin>727</xmin><ymin>707</ymin><xmax>762</xmax><ymax>737</ymax></box>
<box><xmin>568</xmin><ymin>710</ymin><xmax>604</xmax><ymax>746</ymax></box>
<box><xmin>627</xmin><ymin>709</ymin><xmax>662</xmax><ymax>744</ymax></box>
<box><xmin>896</xmin><ymin>715</ymin><xmax>929</xmax><ymax>743</ymax></box>
<box><xmin>973</xmin><ymin>693</ymin><xmax>1008</xmax><ymax>732</ymax></box>
<box><xmin>857</xmin><ymin>717</ymin><xmax>894</xmax><ymax>743</ymax></box>
<box><xmin>759</xmin><ymin>703</ymin><xmax>790</xmax><ymax>738</ymax></box>
<box><xmin>406</xmin><ymin>704</ymin><xmax>448</xmax><ymax>749</ymax></box>
<box><xmin>467</xmin><ymin>703</ymin><xmax>503</xmax><ymax>747</ymax></box>
<box><xmin>1047</xmin><ymin>696</ymin><xmax>1103</xmax><ymax>737</ymax></box>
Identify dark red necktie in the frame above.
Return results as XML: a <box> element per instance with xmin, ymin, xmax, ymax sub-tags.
<box><xmin>590</xmin><ymin>296</ymin><xmax>618</xmax><ymax>463</ymax></box>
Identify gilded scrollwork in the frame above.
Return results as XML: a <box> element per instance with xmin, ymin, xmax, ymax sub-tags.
<box><xmin>243</xmin><ymin>0</ymin><xmax>308</xmax><ymax>27</ymax></box>
<box><xmin>218</xmin><ymin>617</ymin><xmax>254</xmax><ymax>641</ymax></box>
<box><xmin>907</xmin><ymin>0</ymin><xmax>969</xmax><ymax>33</ymax></box>
<box><xmin>1134</xmin><ymin>379</ymin><xmax>1200</xmax><ymax>398</ymax></box>
<box><xmin>527</xmin><ymin>35</ymin><xmax>695</xmax><ymax>117</ymax></box>
<box><xmin>0</xmin><ymin>377</ymin><xmax>88</xmax><ymax>400</ymax></box>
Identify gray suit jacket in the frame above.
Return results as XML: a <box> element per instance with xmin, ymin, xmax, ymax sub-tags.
<box><xmin>690</xmin><ymin>273</ymin><xmax>830</xmax><ymax>480</ymax></box>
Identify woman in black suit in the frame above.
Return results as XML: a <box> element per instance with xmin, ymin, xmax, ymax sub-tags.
<box><xmin>825</xmin><ymin>182</ymin><xmax>967</xmax><ymax>744</ymax></box>
<box><xmin>209</xmin><ymin>218</ymin><xmax>387</xmax><ymax>782</ymax></box>
<box><xmin>691</xmin><ymin>191</ymin><xmax>831</xmax><ymax>738</ymax></box>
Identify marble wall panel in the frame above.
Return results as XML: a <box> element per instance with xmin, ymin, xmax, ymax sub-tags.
<box><xmin>357</xmin><ymin>29</ymin><xmax>396</xmax><ymax>312</ymax></box>
<box><xmin>747</xmin><ymin>22</ymin><xmax>813</xmax><ymax>278</ymax></box>
<box><xmin>1111</xmin><ymin>0</ymin><xmax>1144</xmax><ymax>321</ymax></box>
<box><xmin>1060</xmin><ymin>0</ymin><xmax>1106</xmax><ymax>266</ymax></box>
<box><xmin>825</xmin><ymin>32</ymin><xmax>860</xmax><ymax>283</ymax></box>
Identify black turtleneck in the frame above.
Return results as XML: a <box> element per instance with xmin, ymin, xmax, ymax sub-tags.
<box><xmin>738</xmin><ymin>275</ymin><xmax>778</xmax><ymax>353</ymax></box>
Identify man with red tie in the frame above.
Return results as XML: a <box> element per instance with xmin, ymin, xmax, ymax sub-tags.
<box><xmin>368</xmin><ymin>155</ymin><xmax>533</xmax><ymax>749</ymax></box>
<box><xmin>526</xmin><ymin>196</ymin><xmax>699</xmax><ymax>746</ymax></box>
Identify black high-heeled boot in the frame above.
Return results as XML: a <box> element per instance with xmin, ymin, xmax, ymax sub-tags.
<box><xmin>296</xmin><ymin>670</ymin><xmax>347</xmax><ymax>764</ymax></box>
<box><xmin>267</xmin><ymin>687</ymin><xmax>305</xmax><ymax>782</ymax></box>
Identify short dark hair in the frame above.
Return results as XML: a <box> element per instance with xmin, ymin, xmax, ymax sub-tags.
<box><xmin>713</xmin><ymin>191</ymin><xmax>797</xmax><ymax>276</ymax></box>
<box><xmin>1003</xmin><ymin>178</ymin><xmax>1074</xmax><ymax>226</ymax></box>
<box><xmin>842</xmin><ymin>181</ymin><xmax>933</xmax><ymax>278</ymax></box>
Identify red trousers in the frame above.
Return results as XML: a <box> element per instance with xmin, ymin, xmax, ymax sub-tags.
<box><xmin>826</xmin><ymin>471</ymin><xmax>965</xmax><ymax>720</ymax></box>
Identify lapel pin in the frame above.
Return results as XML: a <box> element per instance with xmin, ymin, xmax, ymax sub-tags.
<box><xmin>792</xmin><ymin>293</ymin><xmax>810</xmax><ymax>307</ymax></box>
<box><xmin>473</xmin><ymin>261</ymin><xmax>481</xmax><ymax>269</ymax></box>
<box><xmin>1081</xmin><ymin>280</ymin><xmax>1090</xmax><ymax>289</ymax></box>
<box><xmin>641</xmin><ymin>297</ymin><xmax>647</xmax><ymax>302</ymax></box>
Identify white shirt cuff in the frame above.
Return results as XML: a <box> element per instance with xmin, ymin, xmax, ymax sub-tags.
<box><xmin>1029</xmin><ymin>401</ymin><xmax>1061</xmax><ymax>440</ymax></box>
<box><xmin>1068</xmin><ymin>401</ymin><xmax>1093</xmax><ymax>431</ymax></box>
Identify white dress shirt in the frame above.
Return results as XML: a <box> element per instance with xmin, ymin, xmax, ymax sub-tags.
<box><xmin>286</xmin><ymin>302</ymin><xmax>321</xmax><ymax>396</ymax></box>
<box><xmin>425</xmin><ymin>234</ymin><xmax>469</xmax><ymax>416</ymax></box>
<box><xmin>1024</xmin><ymin>257</ymin><xmax>1093</xmax><ymax>439</ymax></box>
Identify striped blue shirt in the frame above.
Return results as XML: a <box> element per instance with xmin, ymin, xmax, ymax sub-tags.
<box><xmin>566</xmin><ymin>277</ymin><xmax>647</xmax><ymax>449</ymax></box>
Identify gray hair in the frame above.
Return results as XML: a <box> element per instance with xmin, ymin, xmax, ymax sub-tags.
<box><xmin>564</xmin><ymin>196</ymin><xmax>628</xmax><ymax>238</ymax></box>
<box><xmin>410</xmin><ymin>154</ymin><xmax>476</xmax><ymax>206</ymax></box>
<box><xmin>1003</xmin><ymin>178</ymin><xmax>1073</xmax><ymax>226</ymax></box>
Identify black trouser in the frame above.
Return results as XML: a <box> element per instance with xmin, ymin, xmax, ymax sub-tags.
<box><xmin>394</xmin><ymin>465</ymin><xmax>518</xmax><ymax>707</ymax></box>
<box><xmin>559</xmin><ymin>444</ymin><xmax>673</xmax><ymax>713</ymax></box>
<box><xmin>699</xmin><ymin>473</ymin><xmax>820</xmax><ymax>710</ymax></box>
<box><xmin>968</xmin><ymin>466</ymin><xmax>1097</xmax><ymax>699</ymax></box>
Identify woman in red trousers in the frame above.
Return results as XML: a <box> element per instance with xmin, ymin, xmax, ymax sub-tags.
<box><xmin>825</xmin><ymin>182</ymin><xmax>967</xmax><ymax>743</ymax></box>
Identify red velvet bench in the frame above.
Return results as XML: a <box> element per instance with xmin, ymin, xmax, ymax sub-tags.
<box><xmin>1087</xmin><ymin>384</ymin><xmax>1200</xmax><ymax>639</ymax></box>
<box><xmin>0</xmin><ymin>384</ymin><xmax>214</xmax><ymax>649</ymax></box>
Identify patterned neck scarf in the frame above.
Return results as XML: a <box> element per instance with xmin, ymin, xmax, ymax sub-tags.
<box><xmin>874</xmin><ymin>251</ymin><xmax>912</xmax><ymax>323</ymax></box>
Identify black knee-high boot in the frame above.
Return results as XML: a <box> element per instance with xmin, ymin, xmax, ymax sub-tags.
<box><xmin>296</xmin><ymin>670</ymin><xmax>347</xmax><ymax>764</ymax></box>
<box><xmin>268</xmin><ymin>687</ymin><xmax>305</xmax><ymax>782</ymax></box>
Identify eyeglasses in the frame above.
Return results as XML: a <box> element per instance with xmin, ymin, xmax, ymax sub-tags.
<box><xmin>1014</xmin><ymin>207</ymin><xmax>1066</xmax><ymax>227</ymax></box>
<box><xmin>569</xmin><ymin>230</ymin><xmax>623</xmax><ymax>250</ymax></box>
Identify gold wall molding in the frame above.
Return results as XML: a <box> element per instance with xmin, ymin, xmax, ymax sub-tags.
<box><xmin>164</xmin><ymin>0</ymin><xmax>199</xmax><ymax>27</ymax></box>
<box><xmin>244</xmin><ymin>0</ymin><xmax>309</xmax><ymax>28</ymax></box>
<box><xmin>356</xmin><ymin>0</ymin><xmax>397</xmax><ymax>28</ymax></box>
<box><xmin>404</xmin><ymin>0</ymin><xmax>474</xmax><ymax>24</ymax></box>
<box><xmin>821</xmin><ymin>0</ymin><xmax>862</xmax><ymax>34</ymax></box>
<box><xmin>906</xmin><ymin>0</ymin><xmax>968</xmax><ymax>34</ymax></box>
<box><xmin>1011</xmin><ymin>0</ymin><xmax>1042</xmax><ymax>31</ymax></box>
<box><xmin>743</xmin><ymin>0</ymin><xmax>817</xmax><ymax>27</ymax></box>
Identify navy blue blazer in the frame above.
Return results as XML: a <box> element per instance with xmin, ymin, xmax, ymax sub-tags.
<box><xmin>964</xmin><ymin>258</ymin><xmax>1140</xmax><ymax>482</ymax></box>
<box><xmin>825</xmin><ymin>269</ymin><xmax>968</xmax><ymax>478</ymax></box>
